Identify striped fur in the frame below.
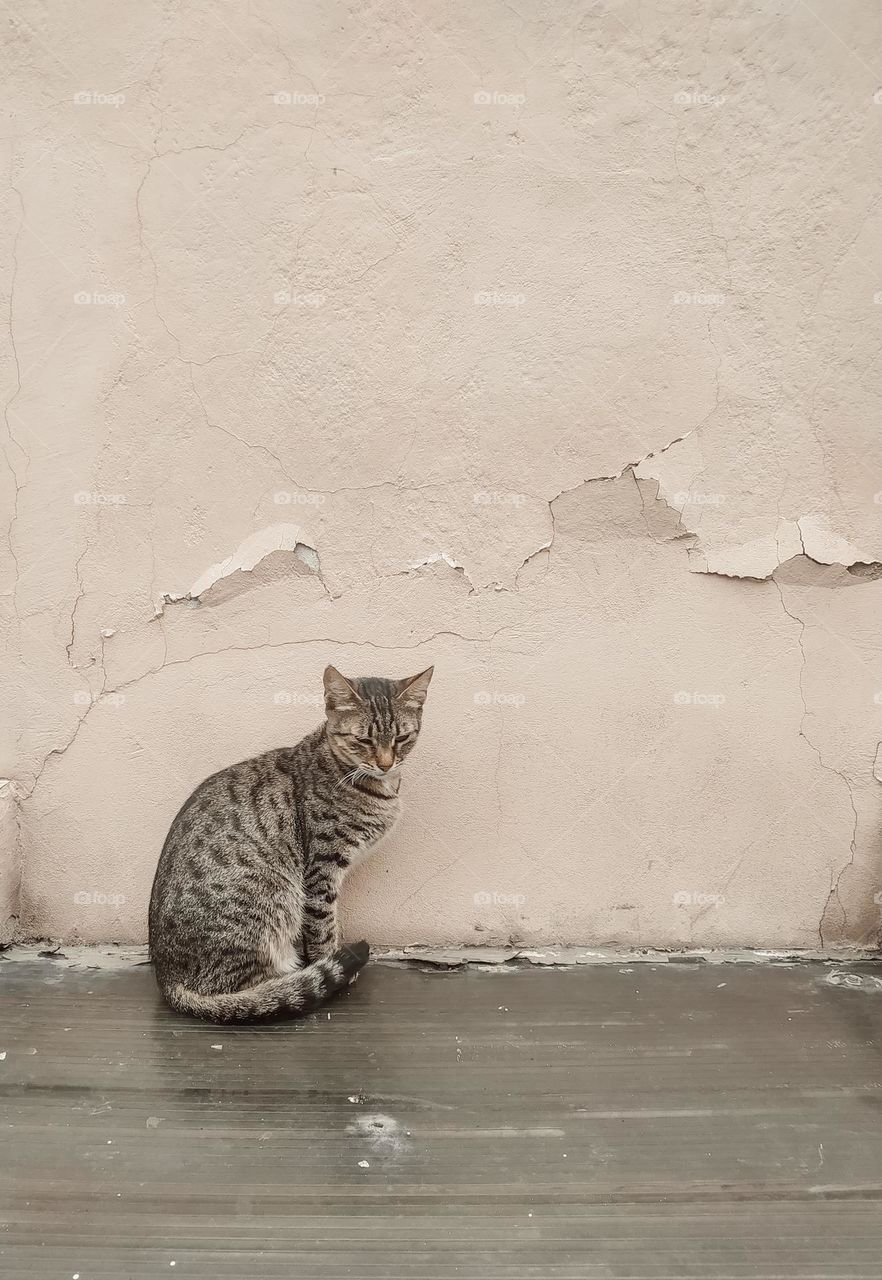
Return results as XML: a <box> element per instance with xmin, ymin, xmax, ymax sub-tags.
<box><xmin>148</xmin><ymin>666</ymin><xmax>433</xmax><ymax>1021</ymax></box>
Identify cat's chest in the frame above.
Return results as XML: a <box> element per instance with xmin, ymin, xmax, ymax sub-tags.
<box><xmin>332</xmin><ymin>796</ymin><xmax>402</xmax><ymax>867</ymax></box>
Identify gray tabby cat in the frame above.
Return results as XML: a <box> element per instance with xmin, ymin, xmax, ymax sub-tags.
<box><xmin>148</xmin><ymin>664</ymin><xmax>433</xmax><ymax>1021</ymax></box>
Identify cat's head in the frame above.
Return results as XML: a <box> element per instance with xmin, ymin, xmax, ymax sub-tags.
<box><xmin>323</xmin><ymin>665</ymin><xmax>433</xmax><ymax>778</ymax></box>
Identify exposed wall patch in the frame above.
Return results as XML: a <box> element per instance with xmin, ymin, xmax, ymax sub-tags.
<box><xmin>155</xmin><ymin>524</ymin><xmax>321</xmax><ymax>612</ymax></box>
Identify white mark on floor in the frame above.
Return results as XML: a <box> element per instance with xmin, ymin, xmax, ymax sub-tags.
<box><xmin>211</xmin><ymin>1044</ymin><xmax>222</xmax><ymax>1050</ymax></box>
<box><xmin>146</xmin><ymin>1116</ymin><xmax>162</xmax><ymax>1128</ymax></box>
<box><xmin>347</xmin><ymin>1113</ymin><xmax>411</xmax><ymax>1154</ymax></box>
<box><xmin>0</xmin><ymin>1052</ymin><xmax>5</xmax><ymax>1060</ymax></box>
<box><xmin>358</xmin><ymin>1159</ymin><xmax>370</xmax><ymax>1168</ymax></box>
<box><xmin>827</xmin><ymin>970</ymin><xmax>882</xmax><ymax>992</ymax></box>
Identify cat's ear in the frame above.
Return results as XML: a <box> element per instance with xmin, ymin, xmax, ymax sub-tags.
<box><xmin>395</xmin><ymin>666</ymin><xmax>434</xmax><ymax>708</ymax></box>
<box><xmin>323</xmin><ymin>666</ymin><xmax>363</xmax><ymax>712</ymax></box>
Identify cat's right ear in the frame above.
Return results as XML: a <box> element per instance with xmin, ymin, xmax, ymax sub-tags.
<box><xmin>323</xmin><ymin>666</ymin><xmax>363</xmax><ymax>712</ymax></box>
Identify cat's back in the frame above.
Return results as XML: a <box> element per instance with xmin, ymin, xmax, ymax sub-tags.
<box><xmin>148</xmin><ymin>741</ymin><xmax>313</xmax><ymax>932</ymax></box>
<box><xmin>159</xmin><ymin>743</ymin><xmax>310</xmax><ymax>851</ymax></box>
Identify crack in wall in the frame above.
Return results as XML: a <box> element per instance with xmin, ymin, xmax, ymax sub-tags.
<box><xmin>772</xmin><ymin>580</ymin><xmax>863</xmax><ymax>948</ymax></box>
<box><xmin>0</xmin><ymin>778</ymin><xmax>22</xmax><ymax>942</ymax></box>
<box><xmin>65</xmin><ymin>542</ymin><xmax>89</xmax><ymax>666</ymax></box>
<box><xmin>3</xmin><ymin>159</ymin><xmax>26</xmax><ymax>636</ymax></box>
<box><xmin>18</xmin><ymin>616</ymin><xmax>519</xmax><ymax>800</ymax></box>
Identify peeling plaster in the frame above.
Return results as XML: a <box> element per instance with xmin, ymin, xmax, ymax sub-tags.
<box><xmin>638</xmin><ymin>433</ymin><xmax>882</xmax><ymax>583</ymax></box>
<box><xmin>406</xmin><ymin>552</ymin><xmax>468</xmax><ymax>576</ymax></box>
<box><xmin>155</xmin><ymin>524</ymin><xmax>321</xmax><ymax>612</ymax></box>
<box><xmin>797</xmin><ymin>517</ymin><xmax>863</xmax><ymax>571</ymax></box>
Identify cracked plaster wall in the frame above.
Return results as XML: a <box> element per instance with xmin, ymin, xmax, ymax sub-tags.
<box><xmin>3</xmin><ymin>1</ymin><xmax>882</xmax><ymax>950</ymax></box>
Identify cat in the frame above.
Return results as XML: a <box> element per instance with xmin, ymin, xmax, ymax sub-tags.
<box><xmin>148</xmin><ymin>664</ymin><xmax>433</xmax><ymax>1021</ymax></box>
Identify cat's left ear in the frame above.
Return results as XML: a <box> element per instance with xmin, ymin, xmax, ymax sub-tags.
<box><xmin>395</xmin><ymin>666</ymin><xmax>434</xmax><ymax>708</ymax></box>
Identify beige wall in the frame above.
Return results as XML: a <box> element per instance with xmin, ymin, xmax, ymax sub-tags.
<box><xmin>3</xmin><ymin>1</ymin><xmax>882</xmax><ymax>949</ymax></box>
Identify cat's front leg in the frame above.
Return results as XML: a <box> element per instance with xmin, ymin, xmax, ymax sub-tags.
<box><xmin>302</xmin><ymin>858</ymin><xmax>344</xmax><ymax>962</ymax></box>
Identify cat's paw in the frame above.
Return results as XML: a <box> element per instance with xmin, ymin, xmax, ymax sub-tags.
<box><xmin>336</xmin><ymin>939</ymin><xmax>370</xmax><ymax>980</ymax></box>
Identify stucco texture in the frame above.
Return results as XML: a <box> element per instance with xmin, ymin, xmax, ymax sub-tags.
<box><xmin>3</xmin><ymin>1</ymin><xmax>882</xmax><ymax>949</ymax></box>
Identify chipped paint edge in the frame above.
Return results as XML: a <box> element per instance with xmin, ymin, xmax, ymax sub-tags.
<box><xmin>1</xmin><ymin>942</ymin><xmax>879</xmax><ymax>972</ymax></box>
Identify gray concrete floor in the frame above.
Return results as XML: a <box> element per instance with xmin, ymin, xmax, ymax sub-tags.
<box><xmin>2</xmin><ymin>953</ymin><xmax>882</xmax><ymax>1278</ymax></box>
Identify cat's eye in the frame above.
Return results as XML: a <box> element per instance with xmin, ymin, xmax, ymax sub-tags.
<box><xmin>354</xmin><ymin>736</ymin><xmax>373</xmax><ymax>745</ymax></box>
<box><xmin>395</xmin><ymin>733</ymin><xmax>414</xmax><ymax>744</ymax></box>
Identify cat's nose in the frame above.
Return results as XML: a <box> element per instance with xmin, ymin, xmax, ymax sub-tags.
<box><xmin>376</xmin><ymin>748</ymin><xmax>395</xmax><ymax>772</ymax></box>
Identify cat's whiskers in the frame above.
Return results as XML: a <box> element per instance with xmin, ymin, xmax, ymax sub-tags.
<box><xmin>336</xmin><ymin>766</ymin><xmax>361</xmax><ymax>790</ymax></box>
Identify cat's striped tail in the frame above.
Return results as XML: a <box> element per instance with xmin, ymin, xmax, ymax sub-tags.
<box><xmin>160</xmin><ymin>942</ymin><xmax>369</xmax><ymax>1022</ymax></box>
